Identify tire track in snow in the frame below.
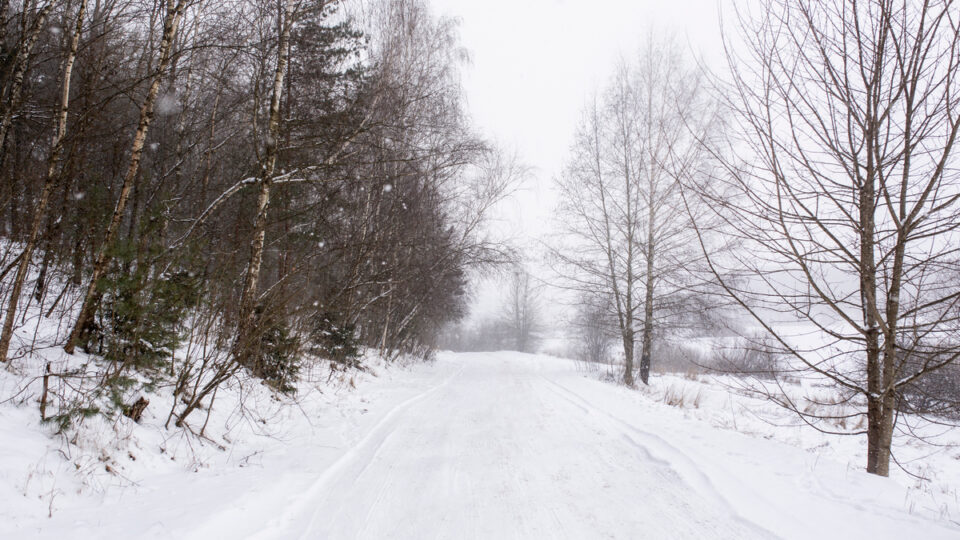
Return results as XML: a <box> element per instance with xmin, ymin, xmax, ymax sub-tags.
<box><xmin>247</xmin><ymin>363</ymin><xmax>465</xmax><ymax>540</ymax></box>
<box><xmin>539</xmin><ymin>375</ymin><xmax>779</xmax><ymax>540</ymax></box>
<box><xmin>350</xmin><ymin>368</ymin><xmax>463</xmax><ymax>539</ymax></box>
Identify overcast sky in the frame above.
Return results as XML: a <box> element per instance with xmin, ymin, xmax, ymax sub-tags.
<box><xmin>429</xmin><ymin>0</ymin><xmax>725</xmax><ymax>239</ymax></box>
<box><xmin>425</xmin><ymin>0</ymin><xmax>727</xmax><ymax>323</ymax></box>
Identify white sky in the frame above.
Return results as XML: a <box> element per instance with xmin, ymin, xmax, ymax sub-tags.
<box><xmin>430</xmin><ymin>0</ymin><xmax>725</xmax><ymax>239</ymax></box>
<box><xmin>426</xmin><ymin>0</ymin><xmax>727</xmax><ymax>326</ymax></box>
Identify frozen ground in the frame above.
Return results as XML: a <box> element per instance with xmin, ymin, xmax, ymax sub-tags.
<box><xmin>3</xmin><ymin>352</ymin><xmax>960</xmax><ymax>539</ymax></box>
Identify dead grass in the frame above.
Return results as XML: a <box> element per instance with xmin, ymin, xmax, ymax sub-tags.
<box><xmin>662</xmin><ymin>384</ymin><xmax>702</xmax><ymax>409</ymax></box>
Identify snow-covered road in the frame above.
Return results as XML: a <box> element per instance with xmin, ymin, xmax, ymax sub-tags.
<box><xmin>257</xmin><ymin>353</ymin><xmax>772</xmax><ymax>539</ymax></box>
<box><xmin>7</xmin><ymin>352</ymin><xmax>959</xmax><ymax>539</ymax></box>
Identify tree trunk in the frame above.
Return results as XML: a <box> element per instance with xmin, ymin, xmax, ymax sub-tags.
<box><xmin>866</xmin><ymin>389</ymin><xmax>894</xmax><ymax>476</ymax></box>
<box><xmin>860</xmin><ymin>120</ymin><xmax>888</xmax><ymax>475</ymax></box>
<box><xmin>870</xmin><ymin>202</ymin><xmax>910</xmax><ymax>476</ymax></box>
<box><xmin>379</xmin><ymin>278</ymin><xmax>394</xmax><ymax>358</ymax></box>
<box><xmin>638</xmin><ymin>211</ymin><xmax>655</xmax><ymax>385</ymax></box>
<box><xmin>233</xmin><ymin>0</ymin><xmax>296</xmax><ymax>368</ymax></box>
<box><xmin>0</xmin><ymin>1</ymin><xmax>53</xmax><ymax>154</ymax></box>
<box><xmin>622</xmin><ymin>329</ymin><xmax>635</xmax><ymax>387</ymax></box>
<box><xmin>0</xmin><ymin>0</ymin><xmax>86</xmax><ymax>363</ymax></box>
<box><xmin>64</xmin><ymin>0</ymin><xmax>186</xmax><ymax>354</ymax></box>
<box><xmin>235</xmin><ymin>178</ymin><xmax>271</xmax><ymax>371</ymax></box>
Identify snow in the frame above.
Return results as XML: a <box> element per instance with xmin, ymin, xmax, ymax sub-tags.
<box><xmin>155</xmin><ymin>93</ymin><xmax>180</xmax><ymax>116</ymax></box>
<box><xmin>2</xmin><ymin>351</ymin><xmax>959</xmax><ymax>538</ymax></box>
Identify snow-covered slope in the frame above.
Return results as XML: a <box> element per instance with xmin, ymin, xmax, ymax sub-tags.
<box><xmin>3</xmin><ymin>352</ymin><xmax>959</xmax><ymax>539</ymax></box>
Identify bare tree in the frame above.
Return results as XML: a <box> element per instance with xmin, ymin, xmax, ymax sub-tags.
<box><xmin>64</xmin><ymin>0</ymin><xmax>188</xmax><ymax>354</ymax></box>
<box><xmin>553</xmin><ymin>35</ymin><xmax>716</xmax><ymax>385</ymax></box>
<box><xmin>571</xmin><ymin>291</ymin><xmax>614</xmax><ymax>366</ymax></box>
<box><xmin>0</xmin><ymin>0</ymin><xmax>54</xmax><ymax>154</ymax></box>
<box><xmin>554</xmin><ymin>83</ymin><xmax>640</xmax><ymax>386</ymax></box>
<box><xmin>232</xmin><ymin>0</ymin><xmax>299</xmax><ymax>371</ymax></box>
<box><xmin>699</xmin><ymin>0</ymin><xmax>960</xmax><ymax>476</ymax></box>
<box><xmin>0</xmin><ymin>0</ymin><xmax>86</xmax><ymax>362</ymax></box>
<box><xmin>501</xmin><ymin>266</ymin><xmax>541</xmax><ymax>353</ymax></box>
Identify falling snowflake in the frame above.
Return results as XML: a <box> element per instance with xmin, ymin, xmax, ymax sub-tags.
<box><xmin>156</xmin><ymin>93</ymin><xmax>179</xmax><ymax>116</ymax></box>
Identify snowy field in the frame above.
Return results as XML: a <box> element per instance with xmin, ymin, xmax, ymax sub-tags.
<box><xmin>2</xmin><ymin>351</ymin><xmax>959</xmax><ymax>539</ymax></box>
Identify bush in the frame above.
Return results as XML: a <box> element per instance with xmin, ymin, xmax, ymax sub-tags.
<box><xmin>713</xmin><ymin>336</ymin><xmax>782</xmax><ymax>379</ymax></box>
<box><xmin>256</xmin><ymin>321</ymin><xmax>302</xmax><ymax>394</ymax></box>
<box><xmin>309</xmin><ymin>312</ymin><xmax>361</xmax><ymax>367</ymax></box>
<box><xmin>65</xmin><ymin>236</ymin><xmax>202</xmax><ymax>427</ymax></box>
<box><xmin>82</xmin><ymin>239</ymin><xmax>200</xmax><ymax>376</ymax></box>
<box><xmin>900</xmin><ymin>355</ymin><xmax>960</xmax><ymax>419</ymax></box>
<box><xmin>650</xmin><ymin>342</ymin><xmax>708</xmax><ymax>375</ymax></box>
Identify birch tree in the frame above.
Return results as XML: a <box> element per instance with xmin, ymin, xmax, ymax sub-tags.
<box><xmin>0</xmin><ymin>0</ymin><xmax>86</xmax><ymax>362</ymax></box>
<box><xmin>502</xmin><ymin>267</ymin><xmax>541</xmax><ymax>353</ymax></box>
<box><xmin>0</xmin><ymin>0</ymin><xmax>54</xmax><ymax>155</ymax></box>
<box><xmin>0</xmin><ymin>0</ymin><xmax>509</xmax><ymax>428</ymax></box>
<box><xmin>64</xmin><ymin>0</ymin><xmax>188</xmax><ymax>354</ymax></box>
<box><xmin>232</xmin><ymin>0</ymin><xmax>299</xmax><ymax>372</ymax></box>
<box><xmin>554</xmin><ymin>36</ymin><xmax>716</xmax><ymax>385</ymax></box>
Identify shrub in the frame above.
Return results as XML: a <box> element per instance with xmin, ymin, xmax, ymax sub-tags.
<box><xmin>713</xmin><ymin>335</ymin><xmax>782</xmax><ymax>380</ymax></box>
<box><xmin>900</xmin><ymin>355</ymin><xmax>960</xmax><ymax>419</ymax></box>
<box><xmin>82</xmin><ymin>239</ymin><xmax>200</xmax><ymax>376</ymax></box>
<box><xmin>309</xmin><ymin>312</ymin><xmax>361</xmax><ymax>367</ymax></box>
<box><xmin>255</xmin><ymin>320</ymin><xmax>302</xmax><ymax>394</ymax></box>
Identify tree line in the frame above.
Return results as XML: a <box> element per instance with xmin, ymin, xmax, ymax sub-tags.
<box><xmin>440</xmin><ymin>265</ymin><xmax>543</xmax><ymax>354</ymax></box>
<box><xmin>0</xmin><ymin>0</ymin><xmax>513</xmax><ymax>431</ymax></box>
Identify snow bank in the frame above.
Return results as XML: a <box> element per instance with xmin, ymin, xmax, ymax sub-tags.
<box><xmin>570</xmin><ymin>360</ymin><xmax>960</xmax><ymax>532</ymax></box>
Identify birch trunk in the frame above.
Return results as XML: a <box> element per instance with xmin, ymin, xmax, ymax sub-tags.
<box><xmin>638</xmin><ymin>219</ymin><xmax>655</xmax><ymax>385</ymax></box>
<box><xmin>0</xmin><ymin>1</ymin><xmax>53</xmax><ymax>153</ymax></box>
<box><xmin>233</xmin><ymin>0</ymin><xmax>296</xmax><ymax>370</ymax></box>
<box><xmin>0</xmin><ymin>0</ymin><xmax>86</xmax><ymax>362</ymax></box>
<box><xmin>64</xmin><ymin>0</ymin><xmax>186</xmax><ymax>354</ymax></box>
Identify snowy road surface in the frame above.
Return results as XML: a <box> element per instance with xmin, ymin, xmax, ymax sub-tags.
<box><xmin>255</xmin><ymin>354</ymin><xmax>772</xmax><ymax>539</ymax></box>
<box><xmin>7</xmin><ymin>352</ymin><xmax>959</xmax><ymax>539</ymax></box>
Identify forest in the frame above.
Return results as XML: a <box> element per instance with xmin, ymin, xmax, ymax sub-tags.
<box><xmin>0</xmin><ymin>0</ymin><xmax>515</xmax><ymax>433</ymax></box>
